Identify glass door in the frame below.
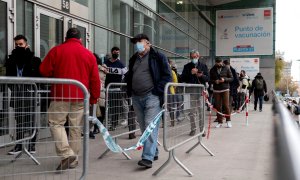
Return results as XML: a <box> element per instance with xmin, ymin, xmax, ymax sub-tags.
<box><xmin>36</xmin><ymin>8</ymin><xmax>64</xmax><ymax>60</ymax></box>
<box><xmin>67</xmin><ymin>19</ymin><xmax>90</xmax><ymax>48</ymax></box>
<box><xmin>35</xmin><ymin>8</ymin><xmax>64</xmax><ymax>139</ymax></box>
<box><xmin>0</xmin><ymin>0</ymin><xmax>14</xmax><ymax>144</ymax></box>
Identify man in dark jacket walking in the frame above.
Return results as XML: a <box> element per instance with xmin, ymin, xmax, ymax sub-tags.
<box><xmin>5</xmin><ymin>35</ymin><xmax>41</xmax><ymax>155</ymax></box>
<box><xmin>250</xmin><ymin>73</ymin><xmax>267</xmax><ymax>112</ymax></box>
<box><xmin>181</xmin><ymin>50</ymin><xmax>209</xmax><ymax>136</ymax></box>
<box><xmin>126</xmin><ymin>34</ymin><xmax>171</xmax><ymax>168</ymax></box>
<box><xmin>210</xmin><ymin>57</ymin><xmax>233</xmax><ymax>128</ymax></box>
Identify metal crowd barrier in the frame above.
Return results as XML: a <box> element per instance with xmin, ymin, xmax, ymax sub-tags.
<box><xmin>272</xmin><ymin>91</ymin><xmax>300</xmax><ymax>180</ymax></box>
<box><xmin>153</xmin><ymin>83</ymin><xmax>214</xmax><ymax>176</ymax></box>
<box><xmin>0</xmin><ymin>82</ymin><xmax>38</xmax><ymax>165</ymax></box>
<box><xmin>98</xmin><ymin>83</ymin><xmax>139</xmax><ymax>160</ymax></box>
<box><xmin>0</xmin><ymin>77</ymin><xmax>90</xmax><ymax>180</ymax></box>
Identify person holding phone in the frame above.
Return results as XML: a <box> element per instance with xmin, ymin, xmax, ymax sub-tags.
<box><xmin>181</xmin><ymin>50</ymin><xmax>209</xmax><ymax>136</ymax></box>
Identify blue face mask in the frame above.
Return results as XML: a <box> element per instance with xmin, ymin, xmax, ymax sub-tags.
<box><xmin>191</xmin><ymin>58</ymin><xmax>198</xmax><ymax>64</ymax></box>
<box><xmin>134</xmin><ymin>42</ymin><xmax>145</xmax><ymax>53</ymax></box>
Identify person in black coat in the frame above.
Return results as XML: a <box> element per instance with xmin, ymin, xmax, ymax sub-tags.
<box><xmin>250</xmin><ymin>73</ymin><xmax>267</xmax><ymax>112</ymax></box>
<box><xmin>5</xmin><ymin>35</ymin><xmax>41</xmax><ymax>155</ymax></box>
<box><xmin>181</xmin><ymin>50</ymin><xmax>209</xmax><ymax>136</ymax></box>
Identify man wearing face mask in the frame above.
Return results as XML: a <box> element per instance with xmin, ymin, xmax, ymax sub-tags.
<box><xmin>126</xmin><ymin>34</ymin><xmax>172</xmax><ymax>168</ymax></box>
<box><xmin>104</xmin><ymin>47</ymin><xmax>128</xmax><ymax>131</ymax></box>
<box><xmin>5</xmin><ymin>35</ymin><xmax>41</xmax><ymax>155</ymax></box>
<box><xmin>181</xmin><ymin>50</ymin><xmax>209</xmax><ymax>136</ymax></box>
<box><xmin>210</xmin><ymin>57</ymin><xmax>233</xmax><ymax>128</ymax></box>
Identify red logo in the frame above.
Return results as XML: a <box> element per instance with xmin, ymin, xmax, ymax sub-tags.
<box><xmin>264</xmin><ymin>10</ymin><xmax>271</xmax><ymax>17</ymax></box>
<box><xmin>254</xmin><ymin>59</ymin><xmax>259</xmax><ymax>63</ymax></box>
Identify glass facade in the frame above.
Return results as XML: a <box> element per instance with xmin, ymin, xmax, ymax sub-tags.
<box><xmin>1</xmin><ymin>0</ymin><xmax>212</xmax><ymax>72</ymax></box>
<box><xmin>92</xmin><ymin>0</ymin><xmax>212</xmax><ymax>69</ymax></box>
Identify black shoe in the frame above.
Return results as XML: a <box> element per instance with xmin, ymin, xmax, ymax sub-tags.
<box><xmin>259</xmin><ymin>109</ymin><xmax>262</xmax><ymax>112</ymax></box>
<box><xmin>189</xmin><ymin>130</ymin><xmax>196</xmax><ymax>136</ymax></box>
<box><xmin>108</xmin><ymin>127</ymin><xmax>116</xmax><ymax>131</ymax></box>
<box><xmin>8</xmin><ymin>145</ymin><xmax>22</xmax><ymax>155</ymax></box>
<box><xmin>93</xmin><ymin>129</ymin><xmax>100</xmax><ymax>134</ymax></box>
<box><xmin>129</xmin><ymin>133</ymin><xmax>136</xmax><ymax>139</ymax></box>
<box><xmin>202</xmin><ymin>131</ymin><xmax>206</xmax><ymax>137</ymax></box>
<box><xmin>89</xmin><ymin>131</ymin><xmax>95</xmax><ymax>139</ymax></box>
<box><xmin>28</xmin><ymin>146</ymin><xmax>36</xmax><ymax>154</ymax></box>
<box><xmin>154</xmin><ymin>156</ymin><xmax>158</xmax><ymax>161</ymax></box>
<box><xmin>138</xmin><ymin>159</ymin><xmax>152</xmax><ymax>168</ymax></box>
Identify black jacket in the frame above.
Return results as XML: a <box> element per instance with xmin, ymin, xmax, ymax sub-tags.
<box><xmin>181</xmin><ymin>61</ymin><xmax>209</xmax><ymax>85</ymax></box>
<box><xmin>250</xmin><ymin>75</ymin><xmax>267</xmax><ymax>97</ymax></box>
<box><xmin>6</xmin><ymin>48</ymin><xmax>41</xmax><ymax>77</ymax></box>
<box><xmin>210</xmin><ymin>65</ymin><xmax>233</xmax><ymax>91</ymax></box>
<box><xmin>229</xmin><ymin>66</ymin><xmax>239</xmax><ymax>96</ymax></box>
<box><xmin>5</xmin><ymin>48</ymin><xmax>42</xmax><ymax>109</ymax></box>
<box><xmin>126</xmin><ymin>47</ymin><xmax>172</xmax><ymax>98</ymax></box>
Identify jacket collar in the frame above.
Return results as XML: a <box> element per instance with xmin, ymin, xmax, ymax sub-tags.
<box><xmin>65</xmin><ymin>38</ymin><xmax>82</xmax><ymax>44</ymax></box>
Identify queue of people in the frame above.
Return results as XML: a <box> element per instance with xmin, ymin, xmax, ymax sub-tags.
<box><xmin>3</xmin><ymin>29</ymin><xmax>268</xmax><ymax>171</ymax></box>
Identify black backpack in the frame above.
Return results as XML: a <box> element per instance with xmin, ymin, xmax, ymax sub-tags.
<box><xmin>256</xmin><ymin>79</ymin><xmax>264</xmax><ymax>90</ymax></box>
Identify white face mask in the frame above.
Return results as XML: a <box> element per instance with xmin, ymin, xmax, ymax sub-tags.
<box><xmin>191</xmin><ymin>58</ymin><xmax>198</xmax><ymax>64</ymax></box>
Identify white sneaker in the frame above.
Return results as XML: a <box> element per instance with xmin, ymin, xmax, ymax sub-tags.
<box><xmin>215</xmin><ymin>123</ymin><xmax>222</xmax><ymax>128</ymax></box>
<box><xmin>120</xmin><ymin>120</ymin><xmax>128</xmax><ymax>126</ymax></box>
<box><xmin>227</xmin><ymin>121</ymin><xmax>232</xmax><ymax>128</ymax></box>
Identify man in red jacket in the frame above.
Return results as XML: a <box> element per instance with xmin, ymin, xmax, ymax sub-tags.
<box><xmin>39</xmin><ymin>28</ymin><xmax>100</xmax><ymax>171</ymax></box>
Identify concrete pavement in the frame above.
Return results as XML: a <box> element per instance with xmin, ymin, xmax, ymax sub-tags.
<box><xmin>87</xmin><ymin>103</ymin><xmax>274</xmax><ymax>180</ymax></box>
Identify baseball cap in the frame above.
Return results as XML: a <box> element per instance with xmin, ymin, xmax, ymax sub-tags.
<box><xmin>130</xmin><ymin>34</ymin><xmax>149</xmax><ymax>43</ymax></box>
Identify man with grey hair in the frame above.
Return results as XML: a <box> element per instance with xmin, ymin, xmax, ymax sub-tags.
<box><xmin>181</xmin><ymin>50</ymin><xmax>209</xmax><ymax>136</ymax></box>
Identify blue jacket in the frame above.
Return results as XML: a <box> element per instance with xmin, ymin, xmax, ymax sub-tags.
<box><xmin>126</xmin><ymin>47</ymin><xmax>172</xmax><ymax>99</ymax></box>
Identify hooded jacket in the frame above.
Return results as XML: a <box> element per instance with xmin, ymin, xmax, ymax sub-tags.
<box><xmin>250</xmin><ymin>74</ymin><xmax>267</xmax><ymax>97</ymax></box>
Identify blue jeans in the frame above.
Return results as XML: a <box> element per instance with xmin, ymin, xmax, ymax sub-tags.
<box><xmin>132</xmin><ymin>92</ymin><xmax>161</xmax><ymax>161</ymax></box>
<box><xmin>254</xmin><ymin>95</ymin><xmax>263</xmax><ymax>110</ymax></box>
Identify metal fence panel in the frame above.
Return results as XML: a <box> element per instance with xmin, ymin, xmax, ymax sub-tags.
<box><xmin>0</xmin><ymin>77</ymin><xmax>89</xmax><ymax>180</ymax></box>
<box><xmin>163</xmin><ymin>83</ymin><xmax>205</xmax><ymax>152</ymax></box>
<box><xmin>105</xmin><ymin>83</ymin><xmax>139</xmax><ymax>138</ymax></box>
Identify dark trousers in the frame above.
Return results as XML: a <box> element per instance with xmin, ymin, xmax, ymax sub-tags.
<box><xmin>108</xmin><ymin>92</ymin><xmax>122</xmax><ymax>129</ymax></box>
<box><xmin>128</xmin><ymin>105</ymin><xmax>136</xmax><ymax>132</ymax></box>
<box><xmin>213</xmin><ymin>91</ymin><xmax>231</xmax><ymax>123</ymax></box>
<box><xmin>15</xmin><ymin>102</ymin><xmax>37</xmax><ymax>148</ymax></box>
<box><xmin>254</xmin><ymin>95</ymin><xmax>263</xmax><ymax>111</ymax></box>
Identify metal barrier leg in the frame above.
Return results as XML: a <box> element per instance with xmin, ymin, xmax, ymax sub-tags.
<box><xmin>23</xmin><ymin>147</ymin><xmax>41</xmax><ymax>165</ymax></box>
<box><xmin>11</xmin><ymin>146</ymin><xmax>40</xmax><ymax>165</ymax></box>
<box><xmin>115</xmin><ymin>138</ymin><xmax>131</xmax><ymax>160</ymax></box>
<box><xmin>98</xmin><ymin>138</ymin><xmax>131</xmax><ymax>160</ymax></box>
<box><xmin>153</xmin><ymin>149</ymin><xmax>173</xmax><ymax>176</ymax></box>
<box><xmin>186</xmin><ymin>136</ymin><xmax>214</xmax><ymax>156</ymax></box>
<box><xmin>98</xmin><ymin>148</ymin><xmax>110</xmax><ymax>159</ymax></box>
<box><xmin>153</xmin><ymin>150</ymin><xmax>193</xmax><ymax>176</ymax></box>
<box><xmin>173</xmin><ymin>150</ymin><xmax>193</xmax><ymax>176</ymax></box>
